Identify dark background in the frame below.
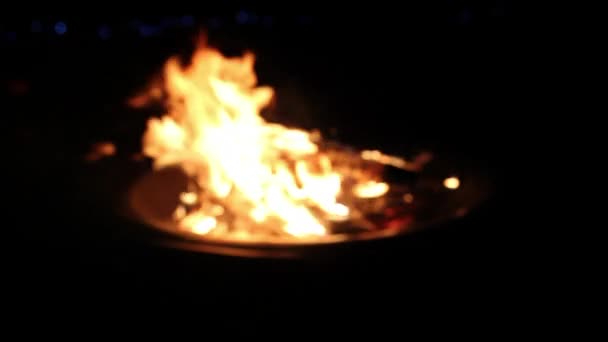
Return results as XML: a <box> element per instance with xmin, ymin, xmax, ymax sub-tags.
<box><xmin>5</xmin><ymin>4</ymin><xmax>527</xmax><ymax>326</ymax></box>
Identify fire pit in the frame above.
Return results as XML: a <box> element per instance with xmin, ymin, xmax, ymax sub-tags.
<box><xmin>111</xmin><ymin>38</ymin><xmax>491</xmax><ymax>258</ymax></box>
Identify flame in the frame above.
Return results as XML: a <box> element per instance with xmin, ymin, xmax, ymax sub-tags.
<box><xmin>136</xmin><ymin>41</ymin><xmax>391</xmax><ymax>241</ymax></box>
<box><xmin>353</xmin><ymin>181</ymin><xmax>389</xmax><ymax>199</ymax></box>
<box><xmin>443</xmin><ymin>177</ymin><xmax>460</xmax><ymax>190</ymax></box>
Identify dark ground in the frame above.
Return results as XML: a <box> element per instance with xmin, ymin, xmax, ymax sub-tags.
<box><xmin>4</xmin><ymin>7</ymin><xmax>531</xmax><ymax>327</ymax></box>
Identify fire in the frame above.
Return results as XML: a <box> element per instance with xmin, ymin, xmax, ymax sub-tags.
<box><xmin>443</xmin><ymin>177</ymin><xmax>460</xmax><ymax>190</ymax></box>
<box><xmin>353</xmin><ymin>181</ymin><xmax>389</xmax><ymax>199</ymax></box>
<box><xmin>135</xmin><ymin>41</ymin><xmax>392</xmax><ymax>241</ymax></box>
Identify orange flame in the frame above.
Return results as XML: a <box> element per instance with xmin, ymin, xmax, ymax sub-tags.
<box><xmin>136</xmin><ymin>41</ymin><xmax>388</xmax><ymax>241</ymax></box>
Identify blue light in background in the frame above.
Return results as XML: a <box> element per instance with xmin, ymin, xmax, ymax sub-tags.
<box><xmin>97</xmin><ymin>25</ymin><xmax>111</xmax><ymax>40</ymax></box>
<box><xmin>31</xmin><ymin>20</ymin><xmax>42</xmax><ymax>33</ymax></box>
<box><xmin>6</xmin><ymin>32</ymin><xmax>17</xmax><ymax>41</ymax></box>
<box><xmin>54</xmin><ymin>21</ymin><xmax>67</xmax><ymax>35</ymax></box>
<box><xmin>236</xmin><ymin>10</ymin><xmax>249</xmax><ymax>24</ymax></box>
<box><xmin>139</xmin><ymin>24</ymin><xmax>160</xmax><ymax>37</ymax></box>
<box><xmin>180</xmin><ymin>15</ymin><xmax>194</xmax><ymax>27</ymax></box>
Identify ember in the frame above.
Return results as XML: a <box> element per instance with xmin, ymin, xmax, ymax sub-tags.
<box><xmin>444</xmin><ymin>177</ymin><xmax>460</xmax><ymax>190</ymax></box>
<box><xmin>85</xmin><ymin>141</ymin><xmax>116</xmax><ymax>161</ymax></box>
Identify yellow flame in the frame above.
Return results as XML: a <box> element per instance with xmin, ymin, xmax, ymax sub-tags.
<box><xmin>443</xmin><ymin>177</ymin><xmax>460</xmax><ymax>189</ymax></box>
<box><xmin>140</xmin><ymin>42</ymin><xmax>366</xmax><ymax>239</ymax></box>
<box><xmin>353</xmin><ymin>181</ymin><xmax>389</xmax><ymax>198</ymax></box>
<box><xmin>183</xmin><ymin>214</ymin><xmax>217</xmax><ymax>235</ymax></box>
<box><xmin>361</xmin><ymin>150</ymin><xmax>408</xmax><ymax>169</ymax></box>
<box><xmin>179</xmin><ymin>192</ymin><xmax>198</xmax><ymax>205</ymax></box>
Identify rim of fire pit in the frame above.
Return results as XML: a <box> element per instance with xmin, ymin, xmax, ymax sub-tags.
<box><xmin>122</xmin><ymin>146</ymin><xmax>492</xmax><ymax>257</ymax></box>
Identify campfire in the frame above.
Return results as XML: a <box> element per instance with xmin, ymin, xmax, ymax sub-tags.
<box><xmin>124</xmin><ymin>38</ymin><xmax>479</xmax><ymax>250</ymax></box>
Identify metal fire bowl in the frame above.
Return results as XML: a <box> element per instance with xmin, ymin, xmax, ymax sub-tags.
<box><xmin>118</xmin><ymin>147</ymin><xmax>491</xmax><ymax>258</ymax></box>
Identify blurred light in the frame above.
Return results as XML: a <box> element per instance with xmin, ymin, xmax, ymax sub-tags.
<box><xmin>192</xmin><ymin>216</ymin><xmax>217</xmax><ymax>235</ymax></box>
<box><xmin>236</xmin><ymin>10</ymin><xmax>249</xmax><ymax>24</ymax></box>
<box><xmin>179</xmin><ymin>192</ymin><xmax>198</xmax><ymax>205</ymax></box>
<box><xmin>6</xmin><ymin>32</ymin><xmax>17</xmax><ymax>41</ymax></box>
<box><xmin>443</xmin><ymin>177</ymin><xmax>460</xmax><ymax>190</ymax></box>
<box><xmin>54</xmin><ymin>21</ymin><xmax>67</xmax><ymax>35</ymax></box>
<box><xmin>97</xmin><ymin>25</ymin><xmax>111</xmax><ymax>40</ymax></box>
<box><xmin>31</xmin><ymin>20</ymin><xmax>42</xmax><ymax>33</ymax></box>
<box><xmin>403</xmin><ymin>193</ymin><xmax>414</xmax><ymax>203</ymax></box>
<box><xmin>139</xmin><ymin>25</ymin><xmax>159</xmax><ymax>37</ymax></box>
<box><xmin>353</xmin><ymin>181</ymin><xmax>389</xmax><ymax>198</ymax></box>
<box><xmin>330</xmin><ymin>203</ymin><xmax>349</xmax><ymax>218</ymax></box>
<box><xmin>85</xmin><ymin>141</ymin><xmax>116</xmax><ymax>161</ymax></box>
<box><xmin>180</xmin><ymin>15</ymin><xmax>194</xmax><ymax>26</ymax></box>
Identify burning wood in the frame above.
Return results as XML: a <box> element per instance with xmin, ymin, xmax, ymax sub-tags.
<box><xmin>129</xmin><ymin>39</ymin><xmax>428</xmax><ymax>244</ymax></box>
